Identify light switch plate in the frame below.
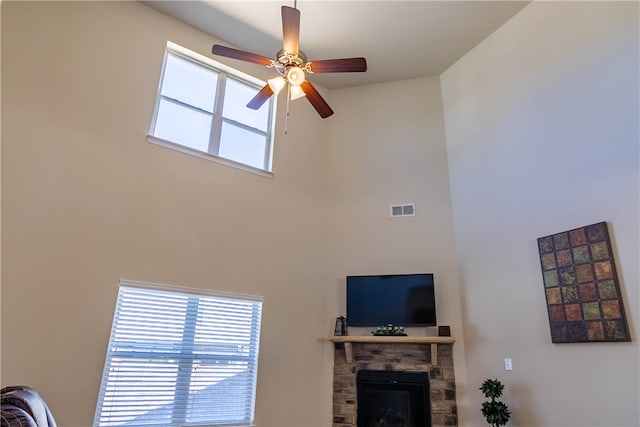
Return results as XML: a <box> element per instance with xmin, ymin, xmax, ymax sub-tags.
<box><xmin>504</xmin><ymin>358</ymin><xmax>513</xmax><ymax>371</ymax></box>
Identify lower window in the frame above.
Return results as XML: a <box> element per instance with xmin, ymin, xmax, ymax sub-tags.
<box><xmin>93</xmin><ymin>281</ymin><xmax>263</xmax><ymax>427</ymax></box>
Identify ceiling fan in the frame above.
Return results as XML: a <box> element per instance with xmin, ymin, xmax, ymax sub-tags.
<box><xmin>211</xmin><ymin>3</ymin><xmax>367</xmax><ymax>119</ymax></box>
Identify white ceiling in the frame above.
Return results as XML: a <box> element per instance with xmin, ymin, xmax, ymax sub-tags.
<box><xmin>143</xmin><ymin>1</ymin><xmax>530</xmax><ymax>89</ymax></box>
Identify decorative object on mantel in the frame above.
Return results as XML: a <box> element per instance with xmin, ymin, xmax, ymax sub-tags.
<box><xmin>371</xmin><ymin>324</ymin><xmax>406</xmax><ymax>336</ymax></box>
<box><xmin>480</xmin><ymin>378</ymin><xmax>511</xmax><ymax>427</ymax></box>
<box><xmin>537</xmin><ymin>221</ymin><xmax>630</xmax><ymax>343</ymax></box>
<box><xmin>438</xmin><ymin>325</ymin><xmax>451</xmax><ymax>337</ymax></box>
<box><xmin>334</xmin><ymin>316</ymin><xmax>348</xmax><ymax>336</ymax></box>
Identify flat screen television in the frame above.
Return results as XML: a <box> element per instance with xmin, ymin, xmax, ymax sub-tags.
<box><xmin>346</xmin><ymin>273</ymin><xmax>436</xmax><ymax>327</ymax></box>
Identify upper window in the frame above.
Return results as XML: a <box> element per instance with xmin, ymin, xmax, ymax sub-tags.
<box><xmin>93</xmin><ymin>281</ymin><xmax>263</xmax><ymax>427</ymax></box>
<box><xmin>149</xmin><ymin>42</ymin><xmax>276</xmax><ymax>173</ymax></box>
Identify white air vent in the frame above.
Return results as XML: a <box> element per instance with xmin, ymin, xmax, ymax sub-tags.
<box><xmin>390</xmin><ymin>203</ymin><xmax>415</xmax><ymax>217</ymax></box>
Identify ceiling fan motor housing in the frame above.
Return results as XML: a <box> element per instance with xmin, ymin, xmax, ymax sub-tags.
<box><xmin>276</xmin><ymin>49</ymin><xmax>306</xmax><ymax>69</ymax></box>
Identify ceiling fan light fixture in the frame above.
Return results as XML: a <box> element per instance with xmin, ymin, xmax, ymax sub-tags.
<box><xmin>267</xmin><ymin>76</ymin><xmax>287</xmax><ymax>95</ymax></box>
<box><xmin>290</xmin><ymin>84</ymin><xmax>306</xmax><ymax>100</ymax></box>
<box><xmin>286</xmin><ymin>66</ymin><xmax>306</xmax><ymax>86</ymax></box>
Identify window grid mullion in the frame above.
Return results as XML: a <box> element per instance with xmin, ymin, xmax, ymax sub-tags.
<box><xmin>160</xmin><ymin>94</ymin><xmax>213</xmax><ymax>116</ymax></box>
<box><xmin>171</xmin><ymin>296</ymin><xmax>199</xmax><ymax>425</ymax></box>
<box><xmin>209</xmin><ymin>73</ymin><xmax>227</xmax><ymax>156</ymax></box>
<box><xmin>221</xmin><ymin>117</ymin><xmax>268</xmax><ymax>137</ymax></box>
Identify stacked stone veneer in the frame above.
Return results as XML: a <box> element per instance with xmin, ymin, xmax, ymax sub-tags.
<box><xmin>332</xmin><ymin>342</ymin><xmax>457</xmax><ymax>427</ymax></box>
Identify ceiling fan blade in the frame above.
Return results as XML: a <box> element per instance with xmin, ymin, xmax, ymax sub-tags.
<box><xmin>307</xmin><ymin>58</ymin><xmax>368</xmax><ymax>73</ymax></box>
<box><xmin>212</xmin><ymin>45</ymin><xmax>273</xmax><ymax>66</ymax></box>
<box><xmin>281</xmin><ymin>6</ymin><xmax>300</xmax><ymax>55</ymax></box>
<box><xmin>247</xmin><ymin>84</ymin><xmax>274</xmax><ymax>110</ymax></box>
<box><xmin>300</xmin><ymin>81</ymin><xmax>333</xmax><ymax>118</ymax></box>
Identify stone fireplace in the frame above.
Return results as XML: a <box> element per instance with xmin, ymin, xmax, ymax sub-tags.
<box><xmin>330</xmin><ymin>336</ymin><xmax>457</xmax><ymax>427</ymax></box>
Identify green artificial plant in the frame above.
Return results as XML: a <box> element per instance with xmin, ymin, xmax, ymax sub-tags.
<box><xmin>480</xmin><ymin>378</ymin><xmax>511</xmax><ymax>427</ymax></box>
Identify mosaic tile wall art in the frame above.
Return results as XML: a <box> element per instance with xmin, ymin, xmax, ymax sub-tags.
<box><xmin>537</xmin><ymin>222</ymin><xmax>630</xmax><ymax>343</ymax></box>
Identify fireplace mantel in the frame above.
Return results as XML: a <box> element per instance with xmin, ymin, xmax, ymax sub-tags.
<box><xmin>328</xmin><ymin>335</ymin><xmax>455</xmax><ymax>364</ymax></box>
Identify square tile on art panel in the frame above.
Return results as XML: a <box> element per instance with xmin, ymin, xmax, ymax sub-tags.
<box><xmin>537</xmin><ymin>222</ymin><xmax>630</xmax><ymax>343</ymax></box>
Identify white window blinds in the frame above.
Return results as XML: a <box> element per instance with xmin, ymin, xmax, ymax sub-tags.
<box><xmin>94</xmin><ymin>282</ymin><xmax>263</xmax><ymax>427</ymax></box>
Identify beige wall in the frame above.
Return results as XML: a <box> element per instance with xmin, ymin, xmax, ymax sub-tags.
<box><xmin>325</xmin><ymin>76</ymin><xmax>468</xmax><ymax>422</ymax></box>
<box><xmin>2</xmin><ymin>2</ymin><xmax>467</xmax><ymax>426</ymax></box>
<box><xmin>441</xmin><ymin>2</ymin><xmax>639</xmax><ymax>426</ymax></box>
<box><xmin>4</xmin><ymin>1</ymin><xmax>639</xmax><ymax>427</ymax></box>
<box><xmin>2</xmin><ymin>2</ymin><xmax>332</xmax><ymax>426</ymax></box>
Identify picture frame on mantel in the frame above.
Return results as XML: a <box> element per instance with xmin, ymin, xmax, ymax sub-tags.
<box><xmin>537</xmin><ymin>221</ymin><xmax>631</xmax><ymax>343</ymax></box>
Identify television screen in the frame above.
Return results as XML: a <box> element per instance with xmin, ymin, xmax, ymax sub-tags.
<box><xmin>346</xmin><ymin>274</ymin><xmax>436</xmax><ymax>327</ymax></box>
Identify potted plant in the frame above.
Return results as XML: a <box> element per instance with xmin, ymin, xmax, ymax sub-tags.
<box><xmin>480</xmin><ymin>378</ymin><xmax>511</xmax><ymax>427</ymax></box>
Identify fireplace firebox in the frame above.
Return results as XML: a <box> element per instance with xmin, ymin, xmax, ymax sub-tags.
<box><xmin>356</xmin><ymin>370</ymin><xmax>430</xmax><ymax>427</ymax></box>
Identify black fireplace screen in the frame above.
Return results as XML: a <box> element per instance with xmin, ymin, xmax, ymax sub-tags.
<box><xmin>356</xmin><ymin>370</ymin><xmax>430</xmax><ymax>427</ymax></box>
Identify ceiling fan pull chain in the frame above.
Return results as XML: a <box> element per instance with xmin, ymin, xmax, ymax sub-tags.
<box><xmin>284</xmin><ymin>84</ymin><xmax>291</xmax><ymax>135</ymax></box>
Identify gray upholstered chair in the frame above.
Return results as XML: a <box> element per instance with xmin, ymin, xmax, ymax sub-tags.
<box><xmin>1</xmin><ymin>386</ymin><xmax>57</xmax><ymax>427</ymax></box>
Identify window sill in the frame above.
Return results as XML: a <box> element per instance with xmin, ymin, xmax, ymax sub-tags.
<box><xmin>147</xmin><ymin>135</ymin><xmax>274</xmax><ymax>179</ymax></box>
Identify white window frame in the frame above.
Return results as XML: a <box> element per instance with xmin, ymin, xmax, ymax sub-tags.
<box><xmin>93</xmin><ymin>280</ymin><xmax>263</xmax><ymax>427</ymax></box>
<box><xmin>148</xmin><ymin>42</ymin><xmax>277</xmax><ymax>177</ymax></box>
